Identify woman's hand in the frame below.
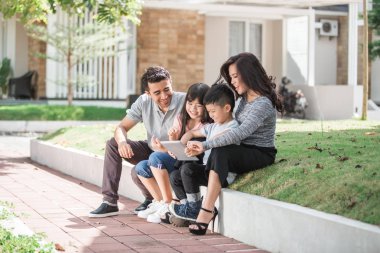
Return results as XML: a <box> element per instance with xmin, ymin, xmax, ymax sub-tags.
<box><xmin>185</xmin><ymin>141</ymin><xmax>204</xmax><ymax>156</ymax></box>
<box><xmin>180</xmin><ymin>131</ymin><xmax>193</xmax><ymax>145</ymax></box>
<box><xmin>118</xmin><ymin>141</ymin><xmax>134</xmax><ymax>158</ymax></box>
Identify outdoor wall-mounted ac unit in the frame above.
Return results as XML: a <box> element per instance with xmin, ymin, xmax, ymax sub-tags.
<box><xmin>319</xmin><ymin>19</ymin><xmax>338</xmax><ymax>36</ymax></box>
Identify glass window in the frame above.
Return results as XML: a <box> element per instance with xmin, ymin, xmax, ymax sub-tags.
<box><xmin>249</xmin><ymin>23</ymin><xmax>262</xmax><ymax>61</ymax></box>
<box><xmin>229</xmin><ymin>20</ymin><xmax>262</xmax><ymax>61</ymax></box>
<box><xmin>229</xmin><ymin>21</ymin><xmax>245</xmax><ymax>56</ymax></box>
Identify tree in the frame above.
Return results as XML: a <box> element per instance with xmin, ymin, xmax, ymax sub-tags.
<box><xmin>0</xmin><ymin>0</ymin><xmax>142</xmax><ymax>105</ymax></box>
<box><xmin>0</xmin><ymin>0</ymin><xmax>142</xmax><ymax>27</ymax></box>
<box><xmin>369</xmin><ymin>0</ymin><xmax>380</xmax><ymax>60</ymax></box>
<box><xmin>26</xmin><ymin>22</ymin><xmax>130</xmax><ymax>105</ymax></box>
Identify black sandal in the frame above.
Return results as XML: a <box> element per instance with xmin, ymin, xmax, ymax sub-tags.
<box><xmin>189</xmin><ymin>207</ymin><xmax>218</xmax><ymax>235</ymax></box>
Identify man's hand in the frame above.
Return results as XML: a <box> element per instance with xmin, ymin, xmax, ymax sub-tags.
<box><xmin>185</xmin><ymin>141</ymin><xmax>204</xmax><ymax>156</ymax></box>
<box><xmin>118</xmin><ymin>141</ymin><xmax>134</xmax><ymax>158</ymax></box>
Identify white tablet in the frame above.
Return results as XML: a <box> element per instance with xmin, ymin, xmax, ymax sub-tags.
<box><xmin>160</xmin><ymin>141</ymin><xmax>199</xmax><ymax>161</ymax></box>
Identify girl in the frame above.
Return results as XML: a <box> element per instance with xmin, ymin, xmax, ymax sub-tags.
<box><xmin>135</xmin><ymin>83</ymin><xmax>212</xmax><ymax>224</ymax></box>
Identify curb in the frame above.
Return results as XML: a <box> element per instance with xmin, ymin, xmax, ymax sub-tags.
<box><xmin>30</xmin><ymin>139</ymin><xmax>380</xmax><ymax>253</ymax></box>
<box><xmin>0</xmin><ymin>121</ymin><xmax>119</xmax><ymax>133</ymax></box>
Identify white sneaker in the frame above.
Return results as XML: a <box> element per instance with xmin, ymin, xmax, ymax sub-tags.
<box><xmin>147</xmin><ymin>202</ymin><xmax>169</xmax><ymax>223</ymax></box>
<box><xmin>137</xmin><ymin>200</ymin><xmax>163</xmax><ymax>219</ymax></box>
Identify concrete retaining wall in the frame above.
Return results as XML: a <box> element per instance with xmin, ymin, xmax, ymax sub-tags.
<box><xmin>30</xmin><ymin>139</ymin><xmax>380</xmax><ymax>253</ymax></box>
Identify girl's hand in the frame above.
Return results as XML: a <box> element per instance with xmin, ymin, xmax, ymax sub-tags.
<box><xmin>185</xmin><ymin>141</ymin><xmax>203</xmax><ymax>156</ymax></box>
<box><xmin>151</xmin><ymin>136</ymin><xmax>165</xmax><ymax>151</ymax></box>
<box><xmin>168</xmin><ymin>127</ymin><xmax>180</xmax><ymax>141</ymax></box>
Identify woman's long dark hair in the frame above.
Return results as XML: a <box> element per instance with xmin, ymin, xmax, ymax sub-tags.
<box><xmin>218</xmin><ymin>52</ymin><xmax>283</xmax><ymax>113</ymax></box>
<box><xmin>178</xmin><ymin>83</ymin><xmax>212</xmax><ymax>138</ymax></box>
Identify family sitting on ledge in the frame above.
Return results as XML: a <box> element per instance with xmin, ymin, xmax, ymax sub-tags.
<box><xmin>89</xmin><ymin>52</ymin><xmax>284</xmax><ymax>235</ymax></box>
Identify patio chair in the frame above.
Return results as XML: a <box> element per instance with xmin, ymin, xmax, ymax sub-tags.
<box><xmin>8</xmin><ymin>71</ymin><xmax>38</xmax><ymax>99</ymax></box>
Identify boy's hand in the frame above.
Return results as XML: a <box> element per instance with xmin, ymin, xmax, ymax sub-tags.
<box><xmin>185</xmin><ymin>141</ymin><xmax>203</xmax><ymax>156</ymax></box>
<box><xmin>168</xmin><ymin>151</ymin><xmax>177</xmax><ymax>159</ymax></box>
<box><xmin>118</xmin><ymin>141</ymin><xmax>134</xmax><ymax>158</ymax></box>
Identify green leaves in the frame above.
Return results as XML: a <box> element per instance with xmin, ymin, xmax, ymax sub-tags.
<box><xmin>0</xmin><ymin>0</ymin><xmax>142</xmax><ymax>27</ymax></box>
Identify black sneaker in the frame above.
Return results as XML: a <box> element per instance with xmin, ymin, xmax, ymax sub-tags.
<box><xmin>89</xmin><ymin>202</ymin><xmax>119</xmax><ymax>218</ymax></box>
<box><xmin>134</xmin><ymin>199</ymin><xmax>152</xmax><ymax>214</ymax></box>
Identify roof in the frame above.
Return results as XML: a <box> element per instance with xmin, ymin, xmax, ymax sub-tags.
<box><xmin>146</xmin><ymin>0</ymin><xmax>360</xmax><ymax>8</ymax></box>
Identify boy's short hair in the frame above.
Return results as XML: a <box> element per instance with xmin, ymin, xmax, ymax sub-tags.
<box><xmin>203</xmin><ymin>83</ymin><xmax>235</xmax><ymax>111</ymax></box>
<box><xmin>141</xmin><ymin>66</ymin><xmax>171</xmax><ymax>92</ymax></box>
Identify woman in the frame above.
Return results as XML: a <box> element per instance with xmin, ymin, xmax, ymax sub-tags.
<box><xmin>184</xmin><ymin>52</ymin><xmax>283</xmax><ymax>235</ymax></box>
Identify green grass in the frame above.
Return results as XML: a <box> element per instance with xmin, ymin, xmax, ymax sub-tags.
<box><xmin>40</xmin><ymin>119</ymin><xmax>380</xmax><ymax>225</ymax></box>
<box><xmin>0</xmin><ymin>201</ymin><xmax>53</xmax><ymax>253</ymax></box>
<box><xmin>0</xmin><ymin>104</ymin><xmax>126</xmax><ymax>120</ymax></box>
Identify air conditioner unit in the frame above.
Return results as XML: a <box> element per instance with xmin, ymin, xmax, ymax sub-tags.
<box><xmin>320</xmin><ymin>19</ymin><xmax>338</xmax><ymax>36</ymax></box>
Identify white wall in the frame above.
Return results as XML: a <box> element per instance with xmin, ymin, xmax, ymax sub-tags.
<box><xmin>285</xmin><ymin>16</ymin><xmax>308</xmax><ymax>85</ymax></box>
<box><xmin>314</xmin><ymin>21</ymin><xmax>337</xmax><ymax>85</ymax></box>
<box><xmin>371</xmin><ymin>34</ymin><xmax>380</xmax><ymax>104</ymax></box>
<box><xmin>1</xmin><ymin>18</ymin><xmax>28</xmax><ymax>77</ymax></box>
<box><xmin>0</xmin><ymin>14</ymin><xmax>5</xmax><ymax>60</ymax></box>
<box><xmin>204</xmin><ymin>16</ymin><xmax>229</xmax><ymax>85</ymax></box>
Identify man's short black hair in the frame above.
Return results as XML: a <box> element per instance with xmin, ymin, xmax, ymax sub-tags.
<box><xmin>141</xmin><ymin>66</ymin><xmax>171</xmax><ymax>92</ymax></box>
<box><xmin>203</xmin><ymin>83</ymin><xmax>235</xmax><ymax>111</ymax></box>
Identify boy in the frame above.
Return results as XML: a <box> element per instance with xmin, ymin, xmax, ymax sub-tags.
<box><xmin>168</xmin><ymin>83</ymin><xmax>239</xmax><ymax>221</ymax></box>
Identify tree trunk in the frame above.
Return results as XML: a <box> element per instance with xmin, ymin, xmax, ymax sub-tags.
<box><xmin>361</xmin><ymin>0</ymin><xmax>369</xmax><ymax>120</ymax></box>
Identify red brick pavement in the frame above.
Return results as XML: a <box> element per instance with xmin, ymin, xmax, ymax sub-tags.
<box><xmin>0</xmin><ymin>138</ymin><xmax>270</xmax><ymax>253</ymax></box>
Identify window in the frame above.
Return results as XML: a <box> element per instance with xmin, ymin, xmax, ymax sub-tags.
<box><xmin>229</xmin><ymin>21</ymin><xmax>262</xmax><ymax>61</ymax></box>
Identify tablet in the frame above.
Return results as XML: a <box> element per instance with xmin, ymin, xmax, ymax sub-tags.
<box><xmin>160</xmin><ymin>141</ymin><xmax>199</xmax><ymax>161</ymax></box>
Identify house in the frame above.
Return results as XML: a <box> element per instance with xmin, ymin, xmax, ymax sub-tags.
<box><xmin>1</xmin><ymin>0</ymin><xmax>379</xmax><ymax>119</ymax></box>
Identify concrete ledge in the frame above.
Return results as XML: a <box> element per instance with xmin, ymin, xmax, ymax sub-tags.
<box><xmin>30</xmin><ymin>139</ymin><xmax>380</xmax><ymax>253</ymax></box>
<box><xmin>30</xmin><ymin>139</ymin><xmax>144</xmax><ymax>203</ymax></box>
<box><xmin>0</xmin><ymin>120</ymin><xmax>119</xmax><ymax>133</ymax></box>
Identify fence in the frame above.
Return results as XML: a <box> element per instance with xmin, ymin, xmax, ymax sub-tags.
<box><xmin>45</xmin><ymin>9</ymin><xmax>136</xmax><ymax>100</ymax></box>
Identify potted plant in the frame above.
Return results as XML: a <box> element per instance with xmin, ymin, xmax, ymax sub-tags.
<box><xmin>0</xmin><ymin>57</ymin><xmax>12</xmax><ymax>98</ymax></box>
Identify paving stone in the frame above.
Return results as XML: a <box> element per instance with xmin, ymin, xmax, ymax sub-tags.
<box><xmin>0</xmin><ymin>138</ymin><xmax>269</xmax><ymax>253</ymax></box>
<box><xmin>114</xmin><ymin>234</ymin><xmax>165</xmax><ymax>249</ymax></box>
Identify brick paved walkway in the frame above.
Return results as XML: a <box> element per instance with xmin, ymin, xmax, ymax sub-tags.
<box><xmin>0</xmin><ymin>136</ymin><xmax>269</xmax><ymax>253</ymax></box>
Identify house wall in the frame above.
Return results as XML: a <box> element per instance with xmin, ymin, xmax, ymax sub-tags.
<box><xmin>28</xmin><ymin>32</ymin><xmax>47</xmax><ymax>99</ymax></box>
<box><xmin>1</xmin><ymin>18</ymin><xmax>29</xmax><ymax>78</ymax></box>
<box><xmin>204</xmin><ymin>16</ymin><xmax>229</xmax><ymax>85</ymax></box>
<box><xmin>14</xmin><ymin>22</ymin><xmax>28</xmax><ymax>77</ymax></box>
<box><xmin>285</xmin><ymin>16</ymin><xmax>308</xmax><ymax>85</ymax></box>
<box><xmin>337</xmin><ymin>16</ymin><xmax>349</xmax><ymax>85</ymax></box>
<box><xmin>315</xmin><ymin>16</ymin><xmax>337</xmax><ymax>85</ymax></box>
<box><xmin>136</xmin><ymin>8</ymin><xmax>205</xmax><ymax>93</ymax></box>
<box><xmin>0</xmin><ymin>16</ymin><xmax>5</xmax><ymax>60</ymax></box>
<box><xmin>371</xmin><ymin>35</ymin><xmax>380</xmax><ymax>104</ymax></box>
<box><xmin>263</xmin><ymin>20</ymin><xmax>283</xmax><ymax>85</ymax></box>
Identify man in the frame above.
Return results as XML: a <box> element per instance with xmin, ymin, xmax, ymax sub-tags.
<box><xmin>89</xmin><ymin>66</ymin><xmax>185</xmax><ymax>217</ymax></box>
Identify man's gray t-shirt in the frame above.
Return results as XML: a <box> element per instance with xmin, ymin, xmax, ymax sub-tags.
<box><xmin>126</xmin><ymin>91</ymin><xmax>186</xmax><ymax>149</ymax></box>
